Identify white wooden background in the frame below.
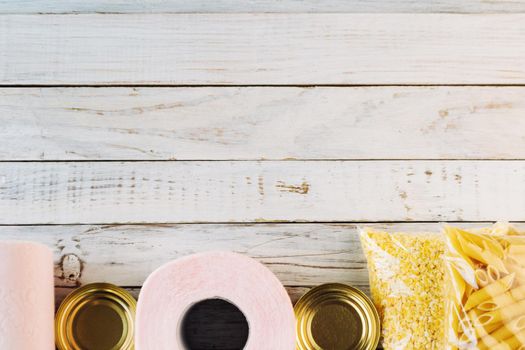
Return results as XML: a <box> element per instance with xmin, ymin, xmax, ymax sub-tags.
<box><xmin>2</xmin><ymin>1</ymin><xmax>525</xmax><ymax>348</ymax></box>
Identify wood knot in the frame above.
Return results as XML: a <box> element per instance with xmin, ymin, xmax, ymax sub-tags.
<box><xmin>57</xmin><ymin>254</ymin><xmax>83</xmax><ymax>287</ymax></box>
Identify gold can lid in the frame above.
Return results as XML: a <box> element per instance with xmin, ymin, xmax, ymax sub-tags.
<box><xmin>295</xmin><ymin>283</ymin><xmax>380</xmax><ymax>350</ymax></box>
<box><xmin>55</xmin><ymin>283</ymin><xmax>136</xmax><ymax>350</ymax></box>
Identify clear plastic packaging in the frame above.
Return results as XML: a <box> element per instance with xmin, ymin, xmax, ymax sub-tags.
<box><xmin>444</xmin><ymin>224</ymin><xmax>525</xmax><ymax>350</ymax></box>
<box><xmin>360</xmin><ymin>227</ymin><xmax>445</xmax><ymax>349</ymax></box>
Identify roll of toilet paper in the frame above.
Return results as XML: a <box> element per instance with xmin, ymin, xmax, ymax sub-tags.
<box><xmin>136</xmin><ymin>251</ymin><xmax>296</xmax><ymax>350</ymax></box>
<box><xmin>0</xmin><ymin>241</ymin><xmax>54</xmax><ymax>350</ymax></box>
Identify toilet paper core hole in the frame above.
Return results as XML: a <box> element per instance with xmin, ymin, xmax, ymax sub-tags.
<box><xmin>181</xmin><ymin>298</ymin><xmax>249</xmax><ymax>350</ymax></box>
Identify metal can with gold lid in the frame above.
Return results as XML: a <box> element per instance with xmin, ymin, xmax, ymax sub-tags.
<box><xmin>55</xmin><ymin>283</ymin><xmax>136</xmax><ymax>350</ymax></box>
<box><xmin>295</xmin><ymin>283</ymin><xmax>380</xmax><ymax>350</ymax></box>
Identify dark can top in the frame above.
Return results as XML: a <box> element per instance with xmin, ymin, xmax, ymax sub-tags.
<box><xmin>55</xmin><ymin>283</ymin><xmax>136</xmax><ymax>350</ymax></box>
<box><xmin>295</xmin><ymin>283</ymin><xmax>380</xmax><ymax>350</ymax></box>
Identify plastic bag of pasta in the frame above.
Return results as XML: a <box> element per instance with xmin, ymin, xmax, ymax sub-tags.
<box><xmin>360</xmin><ymin>227</ymin><xmax>446</xmax><ymax>349</ymax></box>
<box><xmin>444</xmin><ymin>223</ymin><xmax>525</xmax><ymax>350</ymax></box>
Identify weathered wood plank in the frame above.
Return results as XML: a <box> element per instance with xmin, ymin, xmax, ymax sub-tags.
<box><xmin>0</xmin><ymin>224</ymin><xmax>367</xmax><ymax>288</ymax></box>
<box><xmin>3</xmin><ymin>87</ymin><xmax>525</xmax><ymax>160</ymax></box>
<box><xmin>2</xmin><ymin>14</ymin><xmax>525</xmax><ymax>85</ymax></box>
<box><xmin>2</xmin><ymin>0</ymin><xmax>525</xmax><ymax>14</ymax></box>
<box><xmin>1</xmin><ymin>161</ymin><xmax>524</xmax><ymax>224</ymax></box>
<box><xmin>7</xmin><ymin>222</ymin><xmax>501</xmax><ymax>291</ymax></box>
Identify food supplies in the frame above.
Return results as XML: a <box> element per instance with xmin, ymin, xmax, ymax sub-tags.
<box><xmin>361</xmin><ymin>224</ymin><xmax>522</xmax><ymax>350</ymax></box>
<box><xmin>360</xmin><ymin>228</ymin><xmax>445</xmax><ymax>349</ymax></box>
<box><xmin>444</xmin><ymin>225</ymin><xmax>525</xmax><ymax>350</ymax></box>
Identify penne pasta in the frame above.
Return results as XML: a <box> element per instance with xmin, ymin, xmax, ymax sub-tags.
<box><xmin>456</xmin><ymin>227</ymin><xmax>505</xmax><ymax>258</ymax></box>
<box><xmin>479</xmin><ymin>322</ymin><xmax>519</xmax><ymax>349</ymax></box>
<box><xmin>476</xmin><ymin>299</ymin><xmax>525</xmax><ymax>327</ymax></box>
<box><xmin>478</xmin><ymin>335</ymin><xmax>502</xmax><ymax>350</ymax></box>
<box><xmin>449</xmin><ymin>256</ymin><xmax>477</xmax><ymax>290</ymax></box>
<box><xmin>486</xmin><ymin>340</ymin><xmax>515</xmax><ymax>350</ymax></box>
<box><xmin>489</xmin><ymin>316</ymin><xmax>525</xmax><ymax>347</ymax></box>
<box><xmin>505</xmin><ymin>263</ymin><xmax>525</xmax><ymax>285</ymax></box>
<box><xmin>445</xmin><ymin>226</ymin><xmax>475</xmax><ymax>268</ymax></box>
<box><xmin>481</xmin><ymin>239</ymin><xmax>505</xmax><ymax>260</ymax></box>
<box><xmin>445</xmin><ymin>224</ymin><xmax>525</xmax><ymax>350</ymax></box>
<box><xmin>512</xmin><ymin>316</ymin><xmax>525</xmax><ymax>333</ymax></box>
<box><xmin>448</xmin><ymin>264</ymin><xmax>467</xmax><ymax>303</ymax></box>
<box><xmin>477</xmin><ymin>285</ymin><xmax>525</xmax><ymax>312</ymax></box>
<box><xmin>506</xmin><ymin>256</ymin><xmax>525</xmax><ymax>268</ymax></box>
<box><xmin>487</xmin><ymin>265</ymin><xmax>502</xmax><ymax>284</ymax></box>
<box><xmin>490</xmin><ymin>223</ymin><xmax>519</xmax><ymax>237</ymax></box>
<box><xmin>459</xmin><ymin>310</ymin><xmax>477</xmax><ymax>340</ymax></box>
<box><xmin>457</xmin><ymin>235</ymin><xmax>508</xmax><ymax>274</ymax></box>
<box><xmin>449</xmin><ymin>303</ymin><xmax>461</xmax><ymax>340</ymax></box>
<box><xmin>488</xmin><ymin>328</ymin><xmax>525</xmax><ymax>350</ymax></box>
<box><xmin>458</xmin><ymin>235</ymin><xmax>485</xmax><ymax>262</ymax></box>
<box><xmin>509</xmin><ymin>246</ymin><xmax>525</xmax><ymax>256</ymax></box>
<box><xmin>503</xmin><ymin>236</ymin><xmax>525</xmax><ymax>244</ymax></box>
<box><xmin>464</xmin><ymin>273</ymin><xmax>515</xmax><ymax>311</ymax></box>
<box><xmin>474</xmin><ymin>321</ymin><xmax>503</xmax><ymax>340</ymax></box>
<box><xmin>465</xmin><ymin>284</ymin><xmax>475</xmax><ymax>301</ymax></box>
<box><xmin>476</xmin><ymin>269</ymin><xmax>489</xmax><ymax>288</ymax></box>
<box><xmin>509</xmin><ymin>254</ymin><xmax>525</xmax><ymax>263</ymax></box>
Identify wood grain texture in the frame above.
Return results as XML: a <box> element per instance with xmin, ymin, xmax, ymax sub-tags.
<box><xmin>0</xmin><ymin>224</ymin><xmax>367</xmax><ymax>289</ymax></box>
<box><xmin>1</xmin><ymin>161</ymin><xmax>525</xmax><ymax>224</ymax></box>
<box><xmin>3</xmin><ymin>86</ymin><xmax>525</xmax><ymax>160</ymax></box>
<box><xmin>15</xmin><ymin>222</ymin><xmax>505</xmax><ymax>292</ymax></box>
<box><xmin>2</xmin><ymin>14</ymin><xmax>525</xmax><ymax>85</ymax></box>
<box><xmin>2</xmin><ymin>0</ymin><xmax>525</xmax><ymax>14</ymax></box>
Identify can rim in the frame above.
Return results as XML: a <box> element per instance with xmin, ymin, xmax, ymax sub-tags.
<box><xmin>294</xmin><ymin>283</ymin><xmax>380</xmax><ymax>350</ymax></box>
<box><xmin>55</xmin><ymin>283</ymin><xmax>136</xmax><ymax>350</ymax></box>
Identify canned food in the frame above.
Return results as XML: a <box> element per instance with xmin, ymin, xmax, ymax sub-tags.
<box><xmin>55</xmin><ymin>283</ymin><xmax>136</xmax><ymax>350</ymax></box>
<box><xmin>295</xmin><ymin>283</ymin><xmax>380</xmax><ymax>350</ymax></box>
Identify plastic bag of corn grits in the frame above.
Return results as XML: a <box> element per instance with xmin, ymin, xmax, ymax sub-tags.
<box><xmin>444</xmin><ymin>223</ymin><xmax>525</xmax><ymax>350</ymax></box>
<box><xmin>360</xmin><ymin>227</ymin><xmax>445</xmax><ymax>349</ymax></box>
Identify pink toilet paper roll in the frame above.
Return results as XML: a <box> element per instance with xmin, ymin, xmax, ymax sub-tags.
<box><xmin>0</xmin><ymin>241</ymin><xmax>55</xmax><ymax>350</ymax></box>
<box><xmin>136</xmin><ymin>251</ymin><xmax>296</xmax><ymax>350</ymax></box>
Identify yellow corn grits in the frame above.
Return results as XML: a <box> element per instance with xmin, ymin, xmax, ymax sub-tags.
<box><xmin>361</xmin><ymin>228</ymin><xmax>445</xmax><ymax>350</ymax></box>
